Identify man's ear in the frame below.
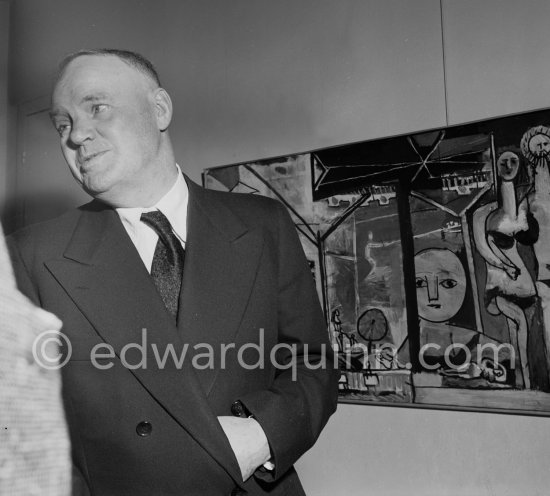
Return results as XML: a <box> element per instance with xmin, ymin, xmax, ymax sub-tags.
<box><xmin>153</xmin><ymin>88</ymin><xmax>173</xmax><ymax>131</ymax></box>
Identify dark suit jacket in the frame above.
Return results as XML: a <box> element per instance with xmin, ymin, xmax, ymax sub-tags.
<box><xmin>8</xmin><ymin>178</ymin><xmax>338</xmax><ymax>496</ymax></box>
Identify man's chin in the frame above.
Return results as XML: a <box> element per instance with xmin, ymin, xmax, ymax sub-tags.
<box><xmin>80</xmin><ymin>179</ymin><xmax>113</xmax><ymax>202</ymax></box>
<box><xmin>85</xmin><ymin>186</ymin><xmax>135</xmax><ymax>208</ymax></box>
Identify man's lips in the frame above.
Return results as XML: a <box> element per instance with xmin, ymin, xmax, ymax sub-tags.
<box><xmin>78</xmin><ymin>150</ymin><xmax>107</xmax><ymax>168</ymax></box>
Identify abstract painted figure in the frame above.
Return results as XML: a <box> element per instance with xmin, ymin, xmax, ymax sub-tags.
<box><xmin>521</xmin><ymin>126</ymin><xmax>550</xmax><ymax>283</ymax></box>
<box><xmin>521</xmin><ymin>127</ymin><xmax>550</xmax><ymax>378</ymax></box>
<box><xmin>414</xmin><ymin>247</ymin><xmax>509</xmax><ymax>381</ymax></box>
<box><xmin>413</xmin><ymin>248</ymin><xmax>473</xmax><ymax>371</ymax></box>
<box><xmin>472</xmin><ymin>150</ymin><xmax>536</xmax><ymax>388</ymax></box>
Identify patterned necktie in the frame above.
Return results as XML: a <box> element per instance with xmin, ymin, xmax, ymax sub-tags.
<box><xmin>140</xmin><ymin>211</ymin><xmax>185</xmax><ymax>320</ymax></box>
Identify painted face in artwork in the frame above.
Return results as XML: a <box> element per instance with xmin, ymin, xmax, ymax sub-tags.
<box><xmin>414</xmin><ymin>248</ymin><xmax>467</xmax><ymax>323</ymax></box>
<box><xmin>521</xmin><ymin>126</ymin><xmax>550</xmax><ymax>183</ymax></box>
<box><xmin>528</xmin><ymin>133</ymin><xmax>550</xmax><ymax>159</ymax></box>
<box><xmin>497</xmin><ymin>151</ymin><xmax>520</xmax><ymax>182</ymax></box>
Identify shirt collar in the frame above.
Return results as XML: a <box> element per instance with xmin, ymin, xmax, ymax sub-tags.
<box><xmin>115</xmin><ymin>165</ymin><xmax>188</xmax><ymax>242</ymax></box>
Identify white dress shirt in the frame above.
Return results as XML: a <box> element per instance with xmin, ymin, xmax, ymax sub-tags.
<box><xmin>116</xmin><ymin>166</ymin><xmax>188</xmax><ymax>273</ymax></box>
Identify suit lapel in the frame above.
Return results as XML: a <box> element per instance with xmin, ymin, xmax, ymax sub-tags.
<box><xmin>44</xmin><ymin>202</ymin><xmax>244</xmax><ymax>487</ymax></box>
<box><xmin>178</xmin><ymin>179</ymin><xmax>265</xmax><ymax>396</ymax></box>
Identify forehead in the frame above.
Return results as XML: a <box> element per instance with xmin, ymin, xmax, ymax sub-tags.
<box><xmin>530</xmin><ymin>133</ymin><xmax>550</xmax><ymax>147</ymax></box>
<box><xmin>415</xmin><ymin>250</ymin><xmax>464</xmax><ymax>275</ymax></box>
<box><xmin>52</xmin><ymin>55</ymin><xmax>149</xmax><ymax>105</ymax></box>
<box><xmin>498</xmin><ymin>151</ymin><xmax>519</xmax><ymax>163</ymax></box>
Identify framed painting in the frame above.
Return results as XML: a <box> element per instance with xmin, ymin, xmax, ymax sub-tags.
<box><xmin>203</xmin><ymin>107</ymin><xmax>550</xmax><ymax>416</ymax></box>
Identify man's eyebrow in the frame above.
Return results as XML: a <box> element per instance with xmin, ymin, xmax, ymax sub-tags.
<box><xmin>49</xmin><ymin>108</ymin><xmax>65</xmax><ymax>121</ymax></box>
<box><xmin>49</xmin><ymin>93</ymin><xmax>111</xmax><ymax>120</ymax></box>
<box><xmin>80</xmin><ymin>93</ymin><xmax>110</xmax><ymax>104</ymax></box>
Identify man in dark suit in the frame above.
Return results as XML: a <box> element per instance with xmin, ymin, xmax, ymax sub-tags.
<box><xmin>8</xmin><ymin>49</ymin><xmax>338</xmax><ymax>495</ymax></box>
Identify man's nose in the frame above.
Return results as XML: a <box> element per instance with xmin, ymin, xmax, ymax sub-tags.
<box><xmin>69</xmin><ymin>118</ymin><xmax>94</xmax><ymax>146</ymax></box>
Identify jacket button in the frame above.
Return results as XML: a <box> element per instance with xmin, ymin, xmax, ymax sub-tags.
<box><xmin>230</xmin><ymin>488</ymin><xmax>243</xmax><ymax>495</ymax></box>
<box><xmin>231</xmin><ymin>400</ymin><xmax>246</xmax><ymax>417</ymax></box>
<box><xmin>136</xmin><ymin>421</ymin><xmax>152</xmax><ymax>437</ymax></box>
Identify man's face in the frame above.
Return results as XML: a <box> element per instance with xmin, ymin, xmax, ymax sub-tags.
<box><xmin>50</xmin><ymin>55</ymin><xmax>163</xmax><ymax>204</ymax></box>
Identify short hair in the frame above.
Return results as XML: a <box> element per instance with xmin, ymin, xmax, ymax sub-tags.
<box><xmin>56</xmin><ymin>48</ymin><xmax>161</xmax><ymax>87</ymax></box>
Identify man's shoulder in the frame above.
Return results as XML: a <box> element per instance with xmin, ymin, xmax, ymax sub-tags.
<box><xmin>195</xmin><ymin>183</ymin><xmax>286</xmax><ymax>224</ymax></box>
<box><xmin>196</xmin><ymin>187</ymin><xmax>295</xmax><ymax>240</ymax></box>
<box><xmin>8</xmin><ymin>201</ymin><xmax>96</xmax><ymax>254</ymax></box>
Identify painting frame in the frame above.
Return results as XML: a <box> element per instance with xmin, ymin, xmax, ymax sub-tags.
<box><xmin>203</xmin><ymin>106</ymin><xmax>550</xmax><ymax>417</ymax></box>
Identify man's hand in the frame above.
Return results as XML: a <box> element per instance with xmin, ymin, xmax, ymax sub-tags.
<box><xmin>217</xmin><ymin>416</ymin><xmax>271</xmax><ymax>481</ymax></box>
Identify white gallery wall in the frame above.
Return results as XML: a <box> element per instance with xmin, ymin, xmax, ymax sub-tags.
<box><xmin>4</xmin><ymin>1</ymin><xmax>550</xmax><ymax>494</ymax></box>
<box><xmin>8</xmin><ymin>0</ymin><xmax>447</xmax><ymax>182</ymax></box>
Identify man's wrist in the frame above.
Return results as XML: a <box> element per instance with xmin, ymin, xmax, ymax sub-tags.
<box><xmin>231</xmin><ymin>400</ymin><xmax>274</xmax><ymax>470</ymax></box>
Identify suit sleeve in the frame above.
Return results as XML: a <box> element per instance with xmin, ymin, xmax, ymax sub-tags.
<box><xmin>6</xmin><ymin>235</ymin><xmax>41</xmax><ymax>306</ymax></box>
<box><xmin>238</xmin><ymin>201</ymin><xmax>339</xmax><ymax>481</ymax></box>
